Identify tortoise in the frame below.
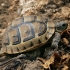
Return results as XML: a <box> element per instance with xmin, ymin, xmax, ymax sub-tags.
<box><xmin>0</xmin><ymin>15</ymin><xmax>69</xmax><ymax>55</ymax></box>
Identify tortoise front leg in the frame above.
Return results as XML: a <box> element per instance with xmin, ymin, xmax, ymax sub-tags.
<box><xmin>51</xmin><ymin>32</ymin><xmax>61</xmax><ymax>49</ymax></box>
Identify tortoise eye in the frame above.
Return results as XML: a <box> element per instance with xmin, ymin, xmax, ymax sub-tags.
<box><xmin>56</xmin><ymin>23</ymin><xmax>68</xmax><ymax>32</ymax></box>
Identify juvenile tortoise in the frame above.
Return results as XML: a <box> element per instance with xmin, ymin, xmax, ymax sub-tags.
<box><xmin>0</xmin><ymin>15</ymin><xmax>69</xmax><ymax>55</ymax></box>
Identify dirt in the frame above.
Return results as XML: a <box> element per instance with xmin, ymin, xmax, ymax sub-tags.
<box><xmin>0</xmin><ymin>0</ymin><xmax>70</xmax><ymax>70</ymax></box>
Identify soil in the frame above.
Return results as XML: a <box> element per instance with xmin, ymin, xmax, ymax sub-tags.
<box><xmin>0</xmin><ymin>0</ymin><xmax>70</xmax><ymax>70</ymax></box>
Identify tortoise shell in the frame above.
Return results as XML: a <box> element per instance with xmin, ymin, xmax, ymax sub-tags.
<box><xmin>1</xmin><ymin>15</ymin><xmax>55</xmax><ymax>54</ymax></box>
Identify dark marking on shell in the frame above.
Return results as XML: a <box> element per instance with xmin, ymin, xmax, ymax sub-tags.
<box><xmin>38</xmin><ymin>23</ymin><xmax>47</xmax><ymax>36</ymax></box>
<box><xmin>12</xmin><ymin>36</ymin><xmax>21</xmax><ymax>45</ymax></box>
<box><xmin>30</xmin><ymin>42</ymin><xmax>34</xmax><ymax>46</ymax></box>
<box><xmin>23</xmin><ymin>46</ymin><xmax>26</xmax><ymax>50</ymax></box>
<box><xmin>23</xmin><ymin>23</ymin><xmax>35</xmax><ymax>42</ymax></box>
<box><xmin>9</xmin><ymin>28</ymin><xmax>21</xmax><ymax>45</ymax></box>
<box><xmin>45</xmin><ymin>36</ymin><xmax>48</xmax><ymax>40</ymax></box>
<box><xmin>38</xmin><ymin>39</ymin><xmax>41</xmax><ymax>44</ymax></box>
<box><xmin>17</xmin><ymin>47</ymin><xmax>20</xmax><ymax>52</ymax></box>
<box><xmin>13</xmin><ymin>28</ymin><xmax>21</xmax><ymax>45</ymax></box>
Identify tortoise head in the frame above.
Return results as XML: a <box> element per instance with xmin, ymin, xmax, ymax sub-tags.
<box><xmin>55</xmin><ymin>21</ymin><xmax>68</xmax><ymax>32</ymax></box>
